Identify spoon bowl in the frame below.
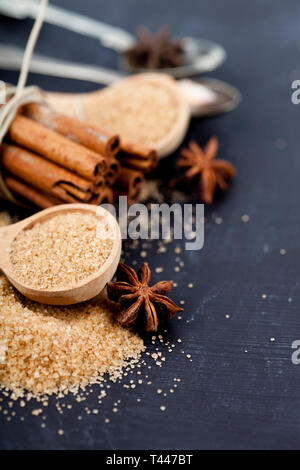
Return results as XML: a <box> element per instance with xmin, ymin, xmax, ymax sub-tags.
<box><xmin>46</xmin><ymin>73</ymin><xmax>191</xmax><ymax>158</ymax></box>
<box><xmin>120</xmin><ymin>37</ymin><xmax>227</xmax><ymax>78</ymax></box>
<box><xmin>0</xmin><ymin>2</ymin><xmax>226</xmax><ymax>76</ymax></box>
<box><xmin>0</xmin><ymin>203</ymin><xmax>121</xmax><ymax>305</ymax></box>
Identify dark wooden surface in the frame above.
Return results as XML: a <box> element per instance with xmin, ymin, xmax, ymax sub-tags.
<box><xmin>0</xmin><ymin>0</ymin><xmax>300</xmax><ymax>450</ymax></box>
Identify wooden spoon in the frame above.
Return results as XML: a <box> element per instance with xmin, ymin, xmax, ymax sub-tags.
<box><xmin>45</xmin><ymin>73</ymin><xmax>191</xmax><ymax>158</ymax></box>
<box><xmin>0</xmin><ymin>203</ymin><xmax>121</xmax><ymax>305</ymax></box>
<box><xmin>44</xmin><ymin>74</ymin><xmax>241</xmax><ymax>157</ymax></box>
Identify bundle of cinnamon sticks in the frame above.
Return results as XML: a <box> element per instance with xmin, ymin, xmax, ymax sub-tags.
<box><xmin>0</xmin><ymin>103</ymin><xmax>158</xmax><ymax>209</ymax></box>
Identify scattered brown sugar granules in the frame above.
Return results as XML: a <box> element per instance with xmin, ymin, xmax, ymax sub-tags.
<box><xmin>0</xmin><ymin>274</ymin><xmax>144</xmax><ymax>398</ymax></box>
<box><xmin>10</xmin><ymin>211</ymin><xmax>113</xmax><ymax>290</ymax></box>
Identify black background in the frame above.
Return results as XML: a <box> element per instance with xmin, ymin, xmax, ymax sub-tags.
<box><xmin>0</xmin><ymin>0</ymin><xmax>300</xmax><ymax>450</ymax></box>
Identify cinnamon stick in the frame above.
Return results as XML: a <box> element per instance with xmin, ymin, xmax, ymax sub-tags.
<box><xmin>117</xmin><ymin>141</ymin><xmax>158</xmax><ymax>173</ymax></box>
<box><xmin>59</xmin><ymin>183</ymin><xmax>91</xmax><ymax>201</ymax></box>
<box><xmin>9</xmin><ymin>115</ymin><xmax>107</xmax><ymax>184</ymax></box>
<box><xmin>121</xmin><ymin>141</ymin><xmax>157</xmax><ymax>160</ymax></box>
<box><xmin>117</xmin><ymin>153</ymin><xmax>157</xmax><ymax>172</ymax></box>
<box><xmin>1</xmin><ymin>144</ymin><xmax>95</xmax><ymax>204</ymax></box>
<box><xmin>93</xmin><ymin>176</ymin><xmax>106</xmax><ymax>189</ymax></box>
<box><xmin>105</xmin><ymin>157</ymin><xmax>120</xmax><ymax>185</ymax></box>
<box><xmin>5</xmin><ymin>175</ymin><xmax>114</xmax><ymax>209</ymax></box>
<box><xmin>99</xmin><ymin>187</ymin><xmax>114</xmax><ymax>204</ymax></box>
<box><xmin>113</xmin><ymin>168</ymin><xmax>145</xmax><ymax>204</ymax></box>
<box><xmin>91</xmin><ymin>186</ymin><xmax>114</xmax><ymax>205</ymax></box>
<box><xmin>5</xmin><ymin>176</ymin><xmax>62</xmax><ymax>209</ymax></box>
<box><xmin>24</xmin><ymin>103</ymin><xmax>120</xmax><ymax>157</ymax></box>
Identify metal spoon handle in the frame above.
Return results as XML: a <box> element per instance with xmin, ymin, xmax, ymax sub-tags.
<box><xmin>0</xmin><ymin>0</ymin><xmax>135</xmax><ymax>52</ymax></box>
<box><xmin>0</xmin><ymin>44</ymin><xmax>124</xmax><ymax>85</ymax></box>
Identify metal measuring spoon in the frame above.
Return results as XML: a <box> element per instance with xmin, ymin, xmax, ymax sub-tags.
<box><xmin>121</xmin><ymin>37</ymin><xmax>226</xmax><ymax>78</ymax></box>
<box><xmin>178</xmin><ymin>78</ymin><xmax>242</xmax><ymax>117</ymax></box>
<box><xmin>0</xmin><ymin>44</ymin><xmax>240</xmax><ymax>120</ymax></box>
<box><xmin>0</xmin><ymin>0</ymin><xmax>226</xmax><ymax>77</ymax></box>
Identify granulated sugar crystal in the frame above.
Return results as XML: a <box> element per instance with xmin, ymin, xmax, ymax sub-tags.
<box><xmin>82</xmin><ymin>79</ymin><xmax>179</xmax><ymax>146</ymax></box>
<box><xmin>10</xmin><ymin>211</ymin><xmax>113</xmax><ymax>289</ymax></box>
<box><xmin>0</xmin><ymin>211</ymin><xmax>145</xmax><ymax>399</ymax></box>
<box><xmin>0</xmin><ymin>274</ymin><xmax>144</xmax><ymax>397</ymax></box>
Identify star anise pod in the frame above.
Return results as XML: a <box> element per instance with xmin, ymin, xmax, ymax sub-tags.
<box><xmin>106</xmin><ymin>262</ymin><xmax>183</xmax><ymax>332</ymax></box>
<box><xmin>124</xmin><ymin>26</ymin><xmax>184</xmax><ymax>69</ymax></box>
<box><xmin>173</xmin><ymin>137</ymin><xmax>236</xmax><ymax>204</ymax></box>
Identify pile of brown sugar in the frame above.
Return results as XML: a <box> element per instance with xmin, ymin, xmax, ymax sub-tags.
<box><xmin>0</xmin><ymin>274</ymin><xmax>144</xmax><ymax>398</ymax></box>
<box><xmin>0</xmin><ymin>211</ymin><xmax>144</xmax><ymax>399</ymax></box>
<box><xmin>10</xmin><ymin>211</ymin><xmax>113</xmax><ymax>290</ymax></box>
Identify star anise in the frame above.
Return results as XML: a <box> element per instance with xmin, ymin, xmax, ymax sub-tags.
<box><xmin>106</xmin><ymin>262</ymin><xmax>183</xmax><ymax>332</ymax></box>
<box><xmin>173</xmin><ymin>137</ymin><xmax>236</xmax><ymax>204</ymax></box>
<box><xmin>124</xmin><ymin>26</ymin><xmax>184</xmax><ymax>69</ymax></box>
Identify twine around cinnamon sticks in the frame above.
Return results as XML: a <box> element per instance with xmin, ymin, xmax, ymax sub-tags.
<box><xmin>0</xmin><ymin>103</ymin><xmax>157</xmax><ymax>209</ymax></box>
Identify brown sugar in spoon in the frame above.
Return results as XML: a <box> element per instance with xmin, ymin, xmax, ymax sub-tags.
<box><xmin>45</xmin><ymin>73</ymin><xmax>191</xmax><ymax>158</ymax></box>
<box><xmin>0</xmin><ymin>203</ymin><xmax>121</xmax><ymax>305</ymax></box>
